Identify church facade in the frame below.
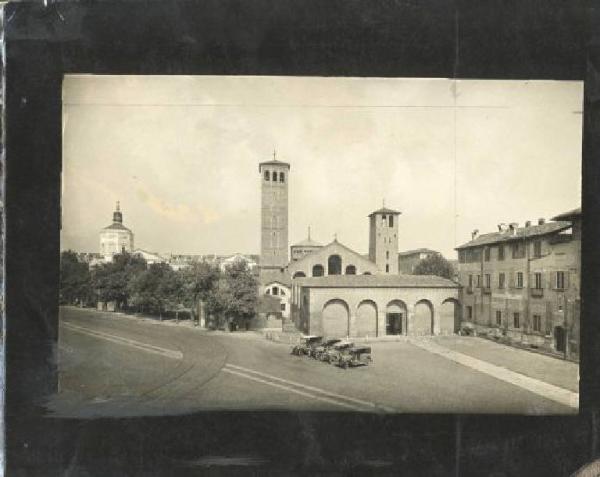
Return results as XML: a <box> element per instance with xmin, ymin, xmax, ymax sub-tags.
<box><xmin>99</xmin><ymin>202</ymin><xmax>134</xmax><ymax>261</ymax></box>
<box><xmin>256</xmin><ymin>156</ymin><xmax>461</xmax><ymax>338</ymax></box>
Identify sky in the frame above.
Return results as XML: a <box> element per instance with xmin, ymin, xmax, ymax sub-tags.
<box><xmin>61</xmin><ymin>76</ymin><xmax>582</xmax><ymax>259</ymax></box>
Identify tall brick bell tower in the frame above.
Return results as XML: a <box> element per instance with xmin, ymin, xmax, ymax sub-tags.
<box><xmin>259</xmin><ymin>152</ymin><xmax>290</xmax><ymax>271</ymax></box>
<box><xmin>369</xmin><ymin>204</ymin><xmax>401</xmax><ymax>274</ymax></box>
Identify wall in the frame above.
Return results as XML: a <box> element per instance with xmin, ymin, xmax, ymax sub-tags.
<box><xmin>297</xmin><ymin>285</ymin><xmax>459</xmax><ymax>338</ymax></box>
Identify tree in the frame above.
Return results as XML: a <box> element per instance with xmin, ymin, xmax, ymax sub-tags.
<box><xmin>180</xmin><ymin>261</ymin><xmax>221</xmax><ymax>323</ymax></box>
<box><xmin>60</xmin><ymin>250</ymin><xmax>93</xmax><ymax>305</ymax></box>
<box><xmin>91</xmin><ymin>252</ymin><xmax>147</xmax><ymax>309</ymax></box>
<box><xmin>413</xmin><ymin>253</ymin><xmax>455</xmax><ymax>279</ymax></box>
<box><xmin>128</xmin><ymin>262</ymin><xmax>182</xmax><ymax>319</ymax></box>
<box><xmin>208</xmin><ymin>260</ymin><xmax>258</xmax><ymax>330</ymax></box>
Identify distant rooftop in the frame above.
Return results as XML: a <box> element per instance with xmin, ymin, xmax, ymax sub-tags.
<box><xmin>398</xmin><ymin>248</ymin><xmax>438</xmax><ymax>257</ymax></box>
<box><xmin>551</xmin><ymin>207</ymin><xmax>581</xmax><ymax>222</ymax></box>
<box><xmin>455</xmin><ymin>221</ymin><xmax>572</xmax><ymax>250</ymax></box>
<box><xmin>368</xmin><ymin>207</ymin><xmax>401</xmax><ymax>217</ymax></box>
<box><xmin>103</xmin><ymin>222</ymin><xmax>132</xmax><ymax>232</ymax></box>
<box><xmin>292</xmin><ymin>237</ymin><xmax>323</xmax><ymax>248</ymax></box>
<box><xmin>295</xmin><ymin>274</ymin><xmax>458</xmax><ymax>288</ymax></box>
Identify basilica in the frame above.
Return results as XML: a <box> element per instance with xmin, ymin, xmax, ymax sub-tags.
<box><xmin>258</xmin><ymin>157</ymin><xmax>460</xmax><ymax>339</ymax></box>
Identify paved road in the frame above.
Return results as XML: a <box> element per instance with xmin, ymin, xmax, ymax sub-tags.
<box><xmin>51</xmin><ymin>306</ymin><xmax>577</xmax><ymax>417</ymax></box>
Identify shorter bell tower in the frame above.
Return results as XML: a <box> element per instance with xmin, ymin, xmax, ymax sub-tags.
<box><xmin>368</xmin><ymin>205</ymin><xmax>401</xmax><ymax>274</ymax></box>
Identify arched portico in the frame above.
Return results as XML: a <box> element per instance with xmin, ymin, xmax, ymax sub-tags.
<box><xmin>385</xmin><ymin>300</ymin><xmax>408</xmax><ymax>335</ymax></box>
<box><xmin>322</xmin><ymin>298</ymin><xmax>350</xmax><ymax>337</ymax></box>
<box><xmin>412</xmin><ymin>299</ymin><xmax>434</xmax><ymax>336</ymax></box>
<box><xmin>355</xmin><ymin>300</ymin><xmax>377</xmax><ymax>337</ymax></box>
<box><xmin>440</xmin><ymin>298</ymin><xmax>461</xmax><ymax>334</ymax></box>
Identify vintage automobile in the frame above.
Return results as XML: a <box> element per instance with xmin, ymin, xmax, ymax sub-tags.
<box><xmin>325</xmin><ymin>341</ymin><xmax>354</xmax><ymax>365</ymax></box>
<box><xmin>291</xmin><ymin>335</ymin><xmax>323</xmax><ymax>356</ymax></box>
<box><xmin>313</xmin><ymin>338</ymin><xmax>342</xmax><ymax>361</ymax></box>
<box><xmin>337</xmin><ymin>345</ymin><xmax>373</xmax><ymax>368</ymax></box>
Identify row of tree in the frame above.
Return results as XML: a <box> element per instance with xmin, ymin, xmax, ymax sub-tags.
<box><xmin>59</xmin><ymin>251</ymin><xmax>259</xmax><ymax>329</ymax></box>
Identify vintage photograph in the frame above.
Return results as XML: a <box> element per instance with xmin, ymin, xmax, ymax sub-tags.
<box><xmin>56</xmin><ymin>75</ymin><xmax>582</xmax><ymax>416</ymax></box>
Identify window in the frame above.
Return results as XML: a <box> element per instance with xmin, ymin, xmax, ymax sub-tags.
<box><xmin>533</xmin><ymin>314</ymin><xmax>542</xmax><ymax>332</ymax></box>
<box><xmin>389</xmin><ymin>215</ymin><xmax>394</xmax><ymax>227</ymax></box>
<box><xmin>516</xmin><ymin>272</ymin><xmax>524</xmax><ymax>288</ymax></box>
<box><xmin>476</xmin><ymin>275</ymin><xmax>481</xmax><ymax>287</ymax></box>
<box><xmin>496</xmin><ymin>310</ymin><xmax>502</xmax><ymax>326</ymax></box>
<box><xmin>499</xmin><ymin>273</ymin><xmax>505</xmax><ymax>289</ymax></box>
<box><xmin>266</xmin><ymin>289</ymin><xmax>271</xmax><ymax>295</ymax></box>
<box><xmin>328</xmin><ymin>255</ymin><xmax>342</xmax><ymax>275</ymax></box>
<box><xmin>468</xmin><ymin>275</ymin><xmax>473</xmax><ymax>287</ymax></box>
<box><xmin>484</xmin><ymin>247</ymin><xmax>490</xmax><ymax>261</ymax></box>
<box><xmin>533</xmin><ymin>240</ymin><xmax>542</xmax><ymax>258</ymax></box>
<box><xmin>272</xmin><ymin>171</ymin><xmax>278</xmax><ymax>182</ymax></box>
<box><xmin>485</xmin><ymin>274</ymin><xmax>491</xmax><ymax>288</ymax></box>
<box><xmin>512</xmin><ymin>241</ymin><xmax>526</xmax><ymax>259</ymax></box>
<box><xmin>312</xmin><ymin>264</ymin><xmax>324</xmax><ymax>277</ymax></box>
<box><xmin>272</xmin><ymin>286</ymin><xmax>279</xmax><ymax>296</ymax></box>
<box><xmin>281</xmin><ymin>303</ymin><xmax>286</xmax><ymax>311</ymax></box>
<box><xmin>279</xmin><ymin>172</ymin><xmax>285</xmax><ymax>183</ymax></box>
<box><xmin>345</xmin><ymin>265</ymin><xmax>356</xmax><ymax>275</ymax></box>
<box><xmin>534</xmin><ymin>272</ymin><xmax>542</xmax><ymax>289</ymax></box>
<box><xmin>513</xmin><ymin>312</ymin><xmax>520</xmax><ymax>328</ymax></box>
<box><xmin>264</xmin><ymin>170</ymin><xmax>270</xmax><ymax>181</ymax></box>
<box><xmin>386</xmin><ymin>264</ymin><xmax>390</xmax><ymax>273</ymax></box>
<box><xmin>498</xmin><ymin>245</ymin><xmax>505</xmax><ymax>261</ymax></box>
<box><xmin>556</xmin><ymin>271</ymin><xmax>565</xmax><ymax>290</ymax></box>
<box><xmin>467</xmin><ymin>306</ymin><xmax>473</xmax><ymax>320</ymax></box>
<box><xmin>386</xmin><ymin>251</ymin><xmax>389</xmax><ymax>259</ymax></box>
<box><xmin>382</xmin><ymin>215</ymin><xmax>387</xmax><ymax>226</ymax></box>
<box><xmin>293</xmin><ymin>271</ymin><xmax>306</xmax><ymax>278</ymax></box>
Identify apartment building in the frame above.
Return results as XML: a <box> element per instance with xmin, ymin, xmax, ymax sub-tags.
<box><xmin>455</xmin><ymin>208</ymin><xmax>581</xmax><ymax>360</ymax></box>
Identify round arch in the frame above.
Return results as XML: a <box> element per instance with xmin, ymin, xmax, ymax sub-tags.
<box><xmin>328</xmin><ymin>255</ymin><xmax>342</xmax><ymax>275</ymax></box>
<box><xmin>356</xmin><ymin>300</ymin><xmax>378</xmax><ymax>337</ymax></box>
<box><xmin>440</xmin><ymin>298</ymin><xmax>461</xmax><ymax>334</ymax></box>
<box><xmin>412</xmin><ymin>299</ymin><xmax>434</xmax><ymax>336</ymax></box>
<box><xmin>312</xmin><ymin>264</ymin><xmax>324</xmax><ymax>277</ymax></box>
<box><xmin>385</xmin><ymin>300</ymin><xmax>408</xmax><ymax>335</ymax></box>
<box><xmin>322</xmin><ymin>299</ymin><xmax>350</xmax><ymax>337</ymax></box>
<box><xmin>345</xmin><ymin>264</ymin><xmax>357</xmax><ymax>275</ymax></box>
<box><xmin>293</xmin><ymin>271</ymin><xmax>306</xmax><ymax>279</ymax></box>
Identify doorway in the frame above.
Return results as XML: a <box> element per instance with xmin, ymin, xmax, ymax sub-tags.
<box><xmin>386</xmin><ymin>313</ymin><xmax>403</xmax><ymax>335</ymax></box>
<box><xmin>554</xmin><ymin>326</ymin><xmax>566</xmax><ymax>353</ymax></box>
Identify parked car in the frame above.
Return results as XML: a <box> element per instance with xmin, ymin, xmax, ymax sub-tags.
<box><xmin>313</xmin><ymin>338</ymin><xmax>342</xmax><ymax>361</ymax></box>
<box><xmin>291</xmin><ymin>335</ymin><xmax>323</xmax><ymax>356</ymax></box>
<box><xmin>326</xmin><ymin>341</ymin><xmax>354</xmax><ymax>365</ymax></box>
<box><xmin>337</xmin><ymin>346</ymin><xmax>373</xmax><ymax>369</ymax></box>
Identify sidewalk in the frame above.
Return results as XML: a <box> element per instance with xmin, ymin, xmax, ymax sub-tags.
<box><xmin>431</xmin><ymin>336</ymin><xmax>579</xmax><ymax>393</ymax></box>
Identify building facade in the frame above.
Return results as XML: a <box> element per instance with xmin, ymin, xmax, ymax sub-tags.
<box><xmin>456</xmin><ymin>209</ymin><xmax>581</xmax><ymax>360</ymax></box>
<box><xmin>99</xmin><ymin>202</ymin><xmax>134</xmax><ymax>261</ymax></box>
<box><xmin>259</xmin><ymin>156</ymin><xmax>290</xmax><ymax>270</ymax></box>
<box><xmin>290</xmin><ymin>275</ymin><xmax>460</xmax><ymax>338</ymax></box>
<box><xmin>368</xmin><ymin>207</ymin><xmax>401</xmax><ymax>274</ymax></box>
<box><xmin>398</xmin><ymin>248</ymin><xmax>439</xmax><ymax>274</ymax></box>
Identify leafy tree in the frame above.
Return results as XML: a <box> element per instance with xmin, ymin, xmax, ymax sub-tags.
<box><xmin>413</xmin><ymin>253</ymin><xmax>455</xmax><ymax>279</ymax></box>
<box><xmin>129</xmin><ymin>262</ymin><xmax>183</xmax><ymax>319</ymax></box>
<box><xmin>180</xmin><ymin>261</ymin><xmax>221</xmax><ymax>323</ymax></box>
<box><xmin>60</xmin><ymin>250</ymin><xmax>93</xmax><ymax>305</ymax></box>
<box><xmin>91</xmin><ymin>252</ymin><xmax>147</xmax><ymax>309</ymax></box>
<box><xmin>209</xmin><ymin>260</ymin><xmax>258</xmax><ymax>330</ymax></box>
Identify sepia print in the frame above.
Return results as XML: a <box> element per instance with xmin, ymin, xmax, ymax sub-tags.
<box><xmin>56</xmin><ymin>75</ymin><xmax>582</xmax><ymax>417</ymax></box>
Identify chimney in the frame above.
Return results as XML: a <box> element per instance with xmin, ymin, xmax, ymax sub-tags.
<box><xmin>538</xmin><ymin>218</ymin><xmax>545</xmax><ymax>225</ymax></box>
<box><xmin>471</xmin><ymin>229</ymin><xmax>479</xmax><ymax>240</ymax></box>
<box><xmin>497</xmin><ymin>223</ymin><xmax>507</xmax><ymax>232</ymax></box>
<box><xmin>525</xmin><ymin>220</ymin><xmax>531</xmax><ymax>228</ymax></box>
<box><xmin>509</xmin><ymin>222</ymin><xmax>519</xmax><ymax>235</ymax></box>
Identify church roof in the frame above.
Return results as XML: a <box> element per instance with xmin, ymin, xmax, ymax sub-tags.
<box><xmin>103</xmin><ymin>222</ymin><xmax>132</xmax><ymax>232</ymax></box>
<box><xmin>258</xmin><ymin>159</ymin><xmax>290</xmax><ymax>170</ymax></box>
<box><xmin>292</xmin><ymin>237</ymin><xmax>323</xmax><ymax>248</ymax></box>
<box><xmin>295</xmin><ymin>274</ymin><xmax>459</xmax><ymax>288</ymax></box>
<box><xmin>368</xmin><ymin>207</ymin><xmax>401</xmax><ymax>217</ymax></box>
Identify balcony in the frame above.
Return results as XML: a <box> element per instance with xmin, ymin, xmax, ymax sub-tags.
<box><xmin>530</xmin><ymin>288</ymin><xmax>544</xmax><ymax>298</ymax></box>
<box><xmin>482</xmin><ymin>287</ymin><xmax>492</xmax><ymax>295</ymax></box>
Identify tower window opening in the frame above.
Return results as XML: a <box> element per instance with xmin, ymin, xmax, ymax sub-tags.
<box><xmin>272</xmin><ymin>171</ymin><xmax>278</xmax><ymax>182</ymax></box>
<box><xmin>280</xmin><ymin>172</ymin><xmax>285</xmax><ymax>182</ymax></box>
<box><xmin>386</xmin><ymin>264</ymin><xmax>390</xmax><ymax>273</ymax></box>
<box><xmin>382</xmin><ymin>215</ymin><xmax>387</xmax><ymax>226</ymax></box>
<box><xmin>264</xmin><ymin>170</ymin><xmax>270</xmax><ymax>181</ymax></box>
<box><xmin>389</xmin><ymin>215</ymin><xmax>394</xmax><ymax>227</ymax></box>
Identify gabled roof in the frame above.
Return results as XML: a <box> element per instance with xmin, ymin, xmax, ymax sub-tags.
<box><xmin>103</xmin><ymin>222</ymin><xmax>132</xmax><ymax>232</ymax></box>
<box><xmin>398</xmin><ymin>248</ymin><xmax>438</xmax><ymax>257</ymax></box>
<box><xmin>455</xmin><ymin>221</ymin><xmax>572</xmax><ymax>250</ymax></box>
<box><xmin>292</xmin><ymin>237</ymin><xmax>323</xmax><ymax>248</ymax></box>
<box><xmin>295</xmin><ymin>274</ymin><xmax>459</xmax><ymax>288</ymax></box>
<box><xmin>551</xmin><ymin>207</ymin><xmax>581</xmax><ymax>222</ymax></box>
<box><xmin>368</xmin><ymin>207</ymin><xmax>401</xmax><ymax>217</ymax></box>
<box><xmin>287</xmin><ymin>239</ymin><xmax>377</xmax><ymax>273</ymax></box>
